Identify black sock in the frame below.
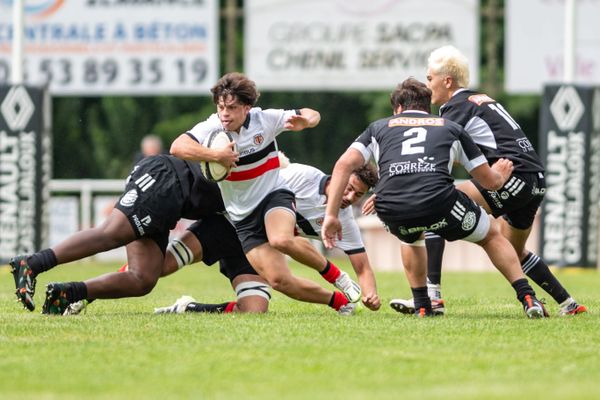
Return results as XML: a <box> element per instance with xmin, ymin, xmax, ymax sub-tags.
<box><xmin>411</xmin><ymin>286</ymin><xmax>432</xmax><ymax>312</ymax></box>
<box><xmin>425</xmin><ymin>234</ymin><xmax>445</xmax><ymax>285</ymax></box>
<box><xmin>27</xmin><ymin>249</ymin><xmax>58</xmax><ymax>276</ymax></box>
<box><xmin>186</xmin><ymin>302</ymin><xmax>231</xmax><ymax>313</ymax></box>
<box><xmin>66</xmin><ymin>282</ymin><xmax>88</xmax><ymax>303</ymax></box>
<box><xmin>521</xmin><ymin>252</ymin><xmax>570</xmax><ymax>304</ymax></box>
<box><xmin>511</xmin><ymin>278</ymin><xmax>535</xmax><ymax>302</ymax></box>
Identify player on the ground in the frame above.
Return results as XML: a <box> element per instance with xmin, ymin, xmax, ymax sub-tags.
<box><xmin>322</xmin><ymin>78</ymin><xmax>547</xmax><ymax>318</ymax></box>
<box><xmin>10</xmin><ymin>154</ymin><xmax>267</xmax><ymax>313</ymax></box>
<box><xmin>388</xmin><ymin>45</ymin><xmax>586</xmax><ymax>316</ymax></box>
<box><xmin>170</xmin><ymin>72</ymin><xmax>362</xmax><ymax>314</ymax></box>
<box><xmin>153</xmin><ymin>158</ymin><xmax>382</xmax><ymax>314</ymax></box>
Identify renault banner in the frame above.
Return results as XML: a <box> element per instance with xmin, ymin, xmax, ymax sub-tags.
<box><xmin>539</xmin><ymin>85</ymin><xmax>600</xmax><ymax>267</ymax></box>
<box><xmin>0</xmin><ymin>84</ymin><xmax>52</xmax><ymax>263</ymax></box>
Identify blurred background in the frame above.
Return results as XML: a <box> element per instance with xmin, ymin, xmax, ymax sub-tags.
<box><xmin>1</xmin><ymin>0</ymin><xmax>598</xmax><ymax>268</ymax></box>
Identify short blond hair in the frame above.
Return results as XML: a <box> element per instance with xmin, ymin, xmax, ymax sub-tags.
<box><xmin>427</xmin><ymin>45</ymin><xmax>470</xmax><ymax>88</ymax></box>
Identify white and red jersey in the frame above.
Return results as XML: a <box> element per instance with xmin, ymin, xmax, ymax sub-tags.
<box><xmin>187</xmin><ymin>107</ymin><xmax>298</xmax><ymax>221</ymax></box>
<box><xmin>280</xmin><ymin>163</ymin><xmax>365</xmax><ymax>254</ymax></box>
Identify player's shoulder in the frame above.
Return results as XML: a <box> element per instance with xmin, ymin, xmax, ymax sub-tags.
<box><xmin>283</xmin><ymin>163</ymin><xmax>324</xmax><ymax>180</ymax></box>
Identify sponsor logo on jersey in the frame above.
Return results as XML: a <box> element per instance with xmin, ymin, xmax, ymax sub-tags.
<box><xmin>516</xmin><ymin>137</ymin><xmax>534</xmax><ymax>152</ymax></box>
<box><xmin>253</xmin><ymin>134</ymin><xmax>264</xmax><ymax>145</ymax></box>
<box><xmin>461</xmin><ymin>211</ymin><xmax>476</xmax><ymax>231</ymax></box>
<box><xmin>140</xmin><ymin>215</ymin><xmax>152</xmax><ymax>226</ymax></box>
<box><xmin>389</xmin><ymin>117</ymin><xmax>444</xmax><ymax>127</ymax></box>
<box><xmin>399</xmin><ymin>218</ymin><xmax>448</xmax><ymax>235</ymax></box>
<box><xmin>120</xmin><ymin>189</ymin><xmax>138</xmax><ymax>207</ymax></box>
<box><xmin>315</xmin><ymin>217</ymin><xmax>324</xmax><ymax>226</ymax></box>
<box><xmin>468</xmin><ymin>94</ymin><xmax>495</xmax><ymax>106</ymax></box>
<box><xmin>389</xmin><ymin>157</ymin><xmax>436</xmax><ymax>176</ymax></box>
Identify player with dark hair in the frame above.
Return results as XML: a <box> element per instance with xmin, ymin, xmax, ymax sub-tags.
<box><xmin>152</xmin><ymin>159</ymin><xmax>382</xmax><ymax>314</ymax></box>
<box><xmin>390</xmin><ymin>45</ymin><xmax>586</xmax><ymax>316</ymax></box>
<box><xmin>170</xmin><ymin>72</ymin><xmax>363</xmax><ymax>315</ymax></box>
<box><xmin>10</xmin><ymin>154</ymin><xmax>268</xmax><ymax>314</ymax></box>
<box><xmin>322</xmin><ymin>77</ymin><xmax>547</xmax><ymax>318</ymax></box>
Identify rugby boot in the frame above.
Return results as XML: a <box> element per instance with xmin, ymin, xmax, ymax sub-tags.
<box><xmin>42</xmin><ymin>283</ymin><xmax>71</xmax><ymax>315</ymax></box>
<box><xmin>9</xmin><ymin>255</ymin><xmax>37</xmax><ymax>311</ymax></box>
<box><xmin>334</xmin><ymin>271</ymin><xmax>361</xmax><ymax>303</ymax></box>
<box><xmin>522</xmin><ymin>294</ymin><xmax>547</xmax><ymax>319</ymax></box>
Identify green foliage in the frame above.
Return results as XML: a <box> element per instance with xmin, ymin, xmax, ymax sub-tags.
<box><xmin>1</xmin><ymin>261</ymin><xmax>598</xmax><ymax>399</ymax></box>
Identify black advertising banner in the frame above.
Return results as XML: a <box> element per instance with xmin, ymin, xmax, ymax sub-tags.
<box><xmin>539</xmin><ymin>85</ymin><xmax>600</xmax><ymax>267</ymax></box>
<box><xmin>0</xmin><ymin>85</ymin><xmax>52</xmax><ymax>263</ymax></box>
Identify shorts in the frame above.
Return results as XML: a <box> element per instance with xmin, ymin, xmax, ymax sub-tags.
<box><xmin>233</xmin><ymin>189</ymin><xmax>296</xmax><ymax>253</ymax></box>
<box><xmin>472</xmin><ymin>172</ymin><xmax>545</xmax><ymax>230</ymax></box>
<box><xmin>115</xmin><ymin>155</ymin><xmax>184</xmax><ymax>253</ymax></box>
<box><xmin>381</xmin><ymin>190</ymin><xmax>489</xmax><ymax>244</ymax></box>
<box><xmin>186</xmin><ymin>215</ymin><xmax>258</xmax><ymax>282</ymax></box>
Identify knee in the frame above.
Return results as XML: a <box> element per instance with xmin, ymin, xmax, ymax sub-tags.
<box><xmin>267</xmin><ymin>274</ymin><xmax>292</xmax><ymax>293</ymax></box>
<box><xmin>269</xmin><ymin>236</ymin><xmax>294</xmax><ymax>254</ymax></box>
<box><xmin>126</xmin><ymin>270</ymin><xmax>159</xmax><ymax>296</ymax></box>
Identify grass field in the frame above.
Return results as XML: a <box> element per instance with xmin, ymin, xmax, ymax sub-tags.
<box><xmin>1</xmin><ymin>259</ymin><xmax>599</xmax><ymax>400</ymax></box>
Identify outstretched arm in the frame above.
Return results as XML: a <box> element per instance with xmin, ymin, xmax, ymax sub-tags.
<box><xmin>322</xmin><ymin>148</ymin><xmax>365</xmax><ymax>248</ymax></box>
<box><xmin>347</xmin><ymin>252</ymin><xmax>381</xmax><ymax>311</ymax></box>
<box><xmin>284</xmin><ymin>108</ymin><xmax>321</xmax><ymax>131</ymax></box>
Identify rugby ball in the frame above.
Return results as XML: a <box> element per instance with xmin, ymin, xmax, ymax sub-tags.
<box><xmin>201</xmin><ymin>131</ymin><xmax>236</xmax><ymax>182</ymax></box>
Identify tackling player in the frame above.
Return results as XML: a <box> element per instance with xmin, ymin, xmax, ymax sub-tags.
<box><xmin>10</xmin><ymin>154</ymin><xmax>261</xmax><ymax>314</ymax></box>
<box><xmin>322</xmin><ymin>78</ymin><xmax>547</xmax><ymax>318</ymax></box>
<box><xmin>389</xmin><ymin>45</ymin><xmax>586</xmax><ymax>316</ymax></box>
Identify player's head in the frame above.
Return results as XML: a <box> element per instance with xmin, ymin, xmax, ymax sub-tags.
<box><xmin>426</xmin><ymin>45</ymin><xmax>469</xmax><ymax>105</ymax></box>
<box><xmin>341</xmin><ymin>163</ymin><xmax>379</xmax><ymax>209</ymax></box>
<box><xmin>140</xmin><ymin>134</ymin><xmax>163</xmax><ymax>157</ymax></box>
<box><xmin>390</xmin><ymin>78</ymin><xmax>432</xmax><ymax>114</ymax></box>
<box><xmin>211</xmin><ymin>72</ymin><xmax>260</xmax><ymax>132</ymax></box>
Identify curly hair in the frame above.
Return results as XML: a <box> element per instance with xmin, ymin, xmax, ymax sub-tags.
<box><xmin>211</xmin><ymin>72</ymin><xmax>260</xmax><ymax>106</ymax></box>
<box><xmin>353</xmin><ymin>163</ymin><xmax>379</xmax><ymax>189</ymax></box>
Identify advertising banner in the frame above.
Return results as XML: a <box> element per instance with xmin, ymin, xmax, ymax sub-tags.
<box><xmin>0</xmin><ymin>0</ymin><xmax>218</xmax><ymax>96</ymax></box>
<box><xmin>245</xmin><ymin>0</ymin><xmax>479</xmax><ymax>91</ymax></box>
<box><xmin>539</xmin><ymin>85</ymin><xmax>600</xmax><ymax>267</ymax></box>
<box><xmin>506</xmin><ymin>0</ymin><xmax>600</xmax><ymax>93</ymax></box>
<box><xmin>0</xmin><ymin>84</ymin><xmax>52</xmax><ymax>263</ymax></box>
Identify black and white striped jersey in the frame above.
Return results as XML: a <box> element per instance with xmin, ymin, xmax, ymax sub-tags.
<box><xmin>439</xmin><ymin>89</ymin><xmax>544</xmax><ymax>173</ymax></box>
<box><xmin>350</xmin><ymin>110</ymin><xmax>487</xmax><ymax>219</ymax></box>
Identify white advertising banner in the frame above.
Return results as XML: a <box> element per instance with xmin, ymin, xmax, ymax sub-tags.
<box><xmin>244</xmin><ymin>0</ymin><xmax>479</xmax><ymax>91</ymax></box>
<box><xmin>0</xmin><ymin>0</ymin><xmax>218</xmax><ymax>96</ymax></box>
<box><xmin>506</xmin><ymin>0</ymin><xmax>600</xmax><ymax>93</ymax></box>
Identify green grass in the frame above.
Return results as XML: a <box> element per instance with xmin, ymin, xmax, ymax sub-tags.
<box><xmin>1</xmin><ymin>260</ymin><xmax>599</xmax><ymax>400</ymax></box>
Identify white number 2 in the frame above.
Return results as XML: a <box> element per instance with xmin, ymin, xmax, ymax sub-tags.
<box><xmin>401</xmin><ymin>127</ymin><xmax>427</xmax><ymax>155</ymax></box>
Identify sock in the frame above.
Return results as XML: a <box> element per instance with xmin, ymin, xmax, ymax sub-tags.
<box><xmin>118</xmin><ymin>263</ymin><xmax>129</xmax><ymax>273</ymax></box>
<box><xmin>65</xmin><ymin>282</ymin><xmax>88</xmax><ymax>303</ymax></box>
<box><xmin>320</xmin><ymin>260</ymin><xmax>341</xmax><ymax>283</ymax></box>
<box><xmin>328</xmin><ymin>291</ymin><xmax>348</xmax><ymax>311</ymax></box>
<box><xmin>411</xmin><ymin>286</ymin><xmax>432</xmax><ymax>313</ymax></box>
<box><xmin>27</xmin><ymin>249</ymin><xmax>58</xmax><ymax>276</ymax></box>
<box><xmin>425</xmin><ymin>234</ymin><xmax>445</xmax><ymax>285</ymax></box>
<box><xmin>511</xmin><ymin>278</ymin><xmax>535</xmax><ymax>302</ymax></box>
<box><xmin>186</xmin><ymin>301</ymin><xmax>236</xmax><ymax>313</ymax></box>
<box><xmin>521</xmin><ymin>252</ymin><xmax>570</xmax><ymax>304</ymax></box>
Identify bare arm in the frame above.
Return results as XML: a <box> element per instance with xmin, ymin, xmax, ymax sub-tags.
<box><xmin>347</xmin><ymin>252</ymin><xmax>381</xmax><ymax>311</ymax></box>
<box><xmin>322</xmin><ymin>148</ymin><xmax>365</xmax><ymax>248</ymax></box>
<box><xmin>284</xmin><ymin>108</ymin><xmax>321</xmax><ymax>131</ymax></box>
<box><xmin>469</xmin><ymin>158</ymin><xmax>513</xmax><ymax>191</ymax></box>
<box><xmin>170</xmin><ymin>133</ymin><xmax>238</xmax><ymax>167</ymax></box>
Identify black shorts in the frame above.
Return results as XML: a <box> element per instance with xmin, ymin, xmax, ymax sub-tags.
<box><xmin>381</xmin><ymin>190</ymin><xmax>488</xmax><ymax>244</ymax></box>
<box><xmin>186</xmin><ymin>214</ymin><xmax>258</xmax><ymax>282</ymax></box>
<box><xmin>233</xmin><ymin>189</ymin><xmax>296</xmax><ymax>253</ymax></box>
<box><xmin>114</xmin><ymin>155</ymin><xmax>184</xmax><ymax>253</ymax></box>
<box><xmin>472</xmin><ymin>172</ymin><xmax>545</xmax><ymax>230</ymax></box>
